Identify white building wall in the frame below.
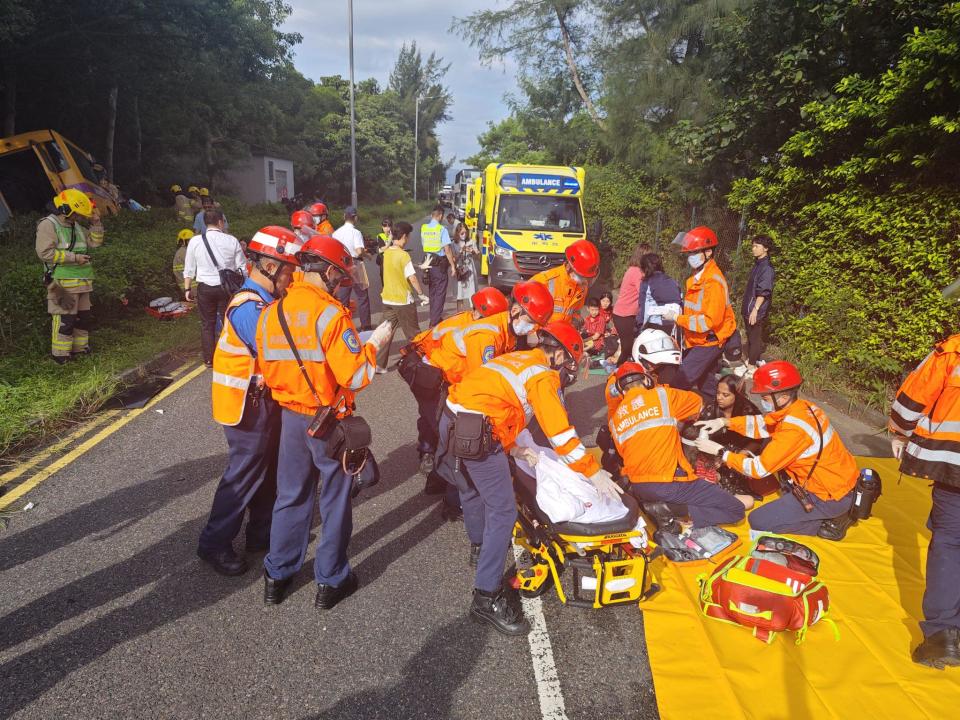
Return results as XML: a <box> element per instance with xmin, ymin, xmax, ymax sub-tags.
<box><xmin>223</xmin><ymin>155</ymin><xmax>295</xmax><ymax>204</ymax></box>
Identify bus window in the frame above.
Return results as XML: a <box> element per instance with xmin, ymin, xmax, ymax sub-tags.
<box><xmin>496</xmin><ymin>196</ymin><xmax>584</xmax><ymax>233</ymax></box>
<box><xmin>42</xmin><ymin>141</ymin><xmax>70</xmax><ymax>173</ymax></box>
<box><xmin>65</xmin><ymin>141</ymin><xmax>100</xmax><ymax>183</ymax></box>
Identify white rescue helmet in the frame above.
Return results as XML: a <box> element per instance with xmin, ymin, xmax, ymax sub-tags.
<box><xmin>632</xmin><ymin>328</ymin><xmax>681</xmax><ymax>367</ymax></box>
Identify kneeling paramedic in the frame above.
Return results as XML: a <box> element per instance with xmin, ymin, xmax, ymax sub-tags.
<box><xmin>256</xmin><ymin>235</ymin><xmax>392</xmax><ymax>608</ymax></box>
<box><xmin>605</xmin><ymin>329</ymin><xmax>751</xmax><ymax>529</ymax></box>
<box><xmin>436</xmin><ymin>320</ymin><xmax>619</xmax><ymax>636</ymax></box>
<box><xmin>889</xmin><ymin>333</ymin><xmax>960</xmax><ymax>670</ymax></box>
<box><xmin>530</xmin><ymin>239</ymin><xmax>600</xmax><ymax>322</ymax></box>
<box><xmin>197</xmin><ymin>226</ymin><xmax>300</xmax><ymax>576</ymax></box>
<box><xmin>694</xmin><ymin>360</ymin><xmax>859</xmax><ymax>536</ymax></box>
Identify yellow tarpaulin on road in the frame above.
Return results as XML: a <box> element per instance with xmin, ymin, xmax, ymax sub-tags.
<box><xmin>641</xmin><ymin>457</ymin><xmax>960</xmax><ymax>720</ymax></box>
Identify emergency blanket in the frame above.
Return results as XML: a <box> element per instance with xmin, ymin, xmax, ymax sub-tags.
<box><xmin>513</xmin><ymin>430</ymin><xmax>628</xmax><ymax>524</ymax></box>
<box><xmin>641</xmin><ymin>457</ymin><xmax>960</xmax><ymax>720</ymax></box>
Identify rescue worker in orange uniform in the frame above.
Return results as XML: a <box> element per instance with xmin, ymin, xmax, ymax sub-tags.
<box><xmin>888</xmin><ymin>334</ymin><xmax>960</xmax><ymax>670</ymax></box>
<box><xmin>308</xmin><ymin>202</ymin><xmax>335</xmax><ymax>236</ymax></box>
<box><xmin>694</xmin><ymin>360</ymin><xmax>859</xmax><ymax>535</ymax></box>
<box><xmin>530</xmin><ymin>239</ymin><xmax>600</xmax><ymax>322</ymax></box>
<box><xmin>436</xmin><ymin>320</ymin><xmax>619</xmax><ymax>636</ymax></box>
<box><xmin>290</xmin><ymin>209</ymin><xmax>317</xmax><ymax>244</ymax></box>
<box><xmin>196</xmin><ymin>226</ymin><xmax>301</xmax><ymax>576</ymax></box>
<box><xmin>663</xmin><ymin>226</ymin><xmax>737</xmax><ymax>400</ymax></box>
<box><xmin>606</xmin><ymin>330</ymin><xmax>751</xmax><ymax>529</ymax></box>
<box><xmin>256</xmin><ymin>235</ymin><xmax>393</xmax><ymax>608</ymax></box>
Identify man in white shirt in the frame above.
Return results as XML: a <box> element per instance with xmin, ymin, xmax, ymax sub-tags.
<box><xmin>332</xmin><ymin>206</ymin><xmax>372</xmax><ymax>330</ymax></box>
<box><xmin>183</xmin><ymin>209</ymin><xmax>247</xmax><ymax>366</ymax></box>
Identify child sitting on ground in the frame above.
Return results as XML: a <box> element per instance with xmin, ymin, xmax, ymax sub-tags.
<box><xmin>581</xmin><ymin>296</ymin><xmax>619</xmax><ymax>367</ymax></box>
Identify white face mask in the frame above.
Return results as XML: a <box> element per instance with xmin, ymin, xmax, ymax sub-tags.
<box><xmin>759</xmin><ymin>398</ymin><xmax>775</xmax><ymax>414</ymax></box>
<box><xmin>687</xmin><ymin>253</ymin><xmax>706</xmax><ymax>271</ymax></box>
<box><xmin>513</xmin><ymin>317</ymin><xmax>535</xmax><ymax>335</ymax></box>
<box><xmin>312</xmin><ymin>215</ymin><xmax>322</xmax><ymax>225</ymax></box>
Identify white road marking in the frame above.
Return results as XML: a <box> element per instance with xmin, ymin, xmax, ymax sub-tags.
<box><xmin>513</xmin><ymin>546</ymin><xmax>568</xmax><ymax>720</ymax></box>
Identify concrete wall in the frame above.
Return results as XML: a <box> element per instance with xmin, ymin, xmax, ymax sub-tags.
<box><xmin>222</xmin><ymin>156</ymin><xmax>295</xmax><ymax>204</ymax></box>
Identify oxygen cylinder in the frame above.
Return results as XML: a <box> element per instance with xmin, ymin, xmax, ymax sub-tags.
<box><xmin>849</xmin><ymin>468</ymin><xmax>881</xmax><ymax>520</ymax></box>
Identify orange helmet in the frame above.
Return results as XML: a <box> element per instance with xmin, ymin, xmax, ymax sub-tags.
<box><xmin>471</xmin><ymin>287</ymin><xmax>509</xmax><ymax>317</ymax></box>
<box><xmin>751</xmin><ymin>360</ymin><xmax>803</xmax><ymax>394</ymax></box>
<box><xmin>290</xmin><ymin>210</ymin><xmax>314</xmax><ymax>230</ymax></box>
<box><xmin>539</xmin><ymin>321</ymin><xmax>584</xmax><ymax>364</ymax></box>
<box><xmin>297</xmin><ymin>234</ymin><xmax>353</xmax><ymax>275</ymax></box>
<box><xmin>247</xmin><ymin>226</ymin><xmax>301</xmax><ymax>266</ymax></box>
<box><xmin>676</xmin><ymin>226</ymin><xmax>718</xmax><ymax>253</ymax></box>
<box><xmin>511</xmin><ymin>281</ymin><xmax>554</xmax><ymax>326</ymax></box>
<box><xmin>564</xmin><ymin>239</ymin><xmax>600</xmax><ymax>278</ymax></box>
<box><xmin>308</xmin><ymin>202</ymin><xmax>328</xmax><ymax>217</ymax></box>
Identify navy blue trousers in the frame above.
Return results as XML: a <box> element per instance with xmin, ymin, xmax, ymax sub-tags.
<box><xmin>676</xmin><ymin>345</ymin><xmax>723</xmax><ymax>401</ymax></box>
<box><xmin>336</xmin><ymin>282</ymin><xmax>372</xmax><ymax>329</ymax></box>
<box><xmin>411</xmin><ymin>382</ymin><xmax>441</xmax><ymax>455</ymax></box>
<box><xmin>198</xmin><ymin>393</ymin><xmax>279</xmax><ymax>552</ymax></box>
<box><xmin>627</xmin><ymin>478</ymin><xmax>745</xmax><ymax>528</ymax></box>
<box><xmin>922</xmin><ymin>482</ymin><xmax>960</xmax><ymax>637</ymax></box>
<box><xmin>264</xmin><ymin>409</ymin><xmax>354</xmax><ymax>586</ymax></box>
<box><xmin>436</xmin><ymin>412</ymin><xmax>516</xmax><ymax>593</ymax></box>
<box><xmin>427</xmin><ymin>266</ymin><xmax>449</xmax><ymax>327</ymax></box>
<box><xmin>748</xmin><ymin>488</ymin><xmax>853</xmax><ymax>536</ymax></box>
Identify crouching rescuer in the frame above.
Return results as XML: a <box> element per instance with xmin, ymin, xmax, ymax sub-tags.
<box><xmin>435</xmin><ymin>320</ymin><xmax>620</xmax><ymax>636</ymax></box>
<box><xmin>36</xmin><ymin>189</ymin><xmax>105</xmax><ymax>363</ymax></box>
<box><xmin>256</xmin><ymin>235</ymin><xmax>392</xmax><ymax>609</ymax></box>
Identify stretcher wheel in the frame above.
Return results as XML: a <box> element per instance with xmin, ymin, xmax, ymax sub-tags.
<box><xmin>519</xmin><ymin>570</ymin><xmax>554</xmax><ymax>599</ymax></box>
<box><xmin>512</xmin><ymin>558</ymin><xmax>556</xmax><ymax>599</ymax></box>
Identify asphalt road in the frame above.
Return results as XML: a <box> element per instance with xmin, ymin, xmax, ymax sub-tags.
<box><xmin>0</xmin><ymin>220</ymin><xmax>659</xmax><ymax>720</ymax></box>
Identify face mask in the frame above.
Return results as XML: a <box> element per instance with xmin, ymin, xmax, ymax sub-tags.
<box><xmin>687</xmin><ymin>253</ymin><xmax>706</xmax><ymax>271</ymax></box>
<box><xmin>759</xmin><ymin>398</ymin><xmax>775</xmax><ymax>414</ymax></box>
<box><xmin>312</xmin><ymin>215</ymin><xmax>322</xmax><ymax>225</ymax></box>
<box><xmin>513</xmin><ymin>318</ymin><xmax>535</xmax><ymax>335</ymax></box>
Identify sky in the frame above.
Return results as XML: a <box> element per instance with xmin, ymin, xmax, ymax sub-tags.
<box><xmin>282</xmin><ymin>0</ymin><xmax>519</xmax><ymax>183</ymax></box>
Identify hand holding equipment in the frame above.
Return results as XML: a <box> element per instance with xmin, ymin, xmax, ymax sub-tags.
<box><xmin>366</xmin><ymin>320</ymin><xmax>394</xmax><ymax>351</ymax></box>
<box><xmin>890</xmin><ymin>434</ymin><xmax>906</xmax><ymax>460</ymax></box>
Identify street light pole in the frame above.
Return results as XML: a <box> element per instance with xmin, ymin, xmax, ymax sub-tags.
<box><xmin>347</xmin><ymin>0</ymin><xmax>358</xmax><ymax>210</ymax></box>
<box><xmin>413</xmin><ymin>93</ymin><xmax>439</xmax><ymax>204</ymax></box>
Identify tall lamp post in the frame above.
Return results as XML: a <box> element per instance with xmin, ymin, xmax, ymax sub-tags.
<box><xmin>413</xmin><ymin>93</ymin><xmax>439</xmax><ymax>204</ymax></box>
<box><xmin>347</xmin><ymin>0</ymin><xmax>358</xmax><ymax>209</ymax></box>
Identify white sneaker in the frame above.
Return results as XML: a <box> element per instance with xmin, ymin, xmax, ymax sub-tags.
<box><xmin>375</xmin><ymin>367</ymin><xmax>388</xmax><ymax>375</ymax></box>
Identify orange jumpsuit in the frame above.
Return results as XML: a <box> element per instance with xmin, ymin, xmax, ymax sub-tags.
<box><xmin>424</xmin><ymin>311</ymin><xmax>515</xmax><ymax>384</ymax></box>
<box><xmin>530</xmin><ymin>264</ymin><xmax>587</xmax><ymax>323</ymax></box>
<box><xmin>675</xmin><ymin>258</ymin><xmax>737</xmax><ymax>348</ymax></box>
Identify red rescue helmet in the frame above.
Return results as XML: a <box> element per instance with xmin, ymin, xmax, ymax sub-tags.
<box><xmin>297</xmin><ymin>234</ymin><xmax>353</xmax><ymax>275</ymax></box>
<box><xmin>615</xmin><ymin>361</ymin><xmax>652</xmax><ymax>393</ymax></box>
<box><xmin>511</xmin><ymin>281</ymin><xmax>554</xmax><ymax>326</ymax></box>
<box><xmin>247</xmin><ymin>226</ymin><xmax>302</xmax><ymax>266</ymax></box>
<box><xmin>564</xmin><ymin>239</ymin><xmax>600</xmax><ymax>278</ymax></box>
<box><xmin>539</xmin><ymin>321</ymin><xmax>584</xmax><ymax>364</ymax></box>
<box><xmin>751</xmin><ymin>360</ymin><xmax>803</xmax><ymax>394</ymax></box>
<box><xmin>676</xmin><ymin>226</ymin><xmax>718</xmax><ymax>254</ymax></box>
<box><xmin>471</xmin><ymin>287</ymin><xmax>509</xmax><ymax>317</ymax></box>
<box><xmin>308</xmin><ymin>202</ymin><xmax>328</xmax><ymax>217</ymax></box>
<box><xmin>290</xmin><ymin>210</ymin><xmax>314</xmax><ymax>230</ymax></box>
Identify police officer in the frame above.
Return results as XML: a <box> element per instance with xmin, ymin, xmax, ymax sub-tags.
<box><xmin>196</xmin><ymin>226</ymin><xmax>301</xmax><ymax>576</ymax></box>
<box><xmin>256</xmin><ymin>235</ymin><xmax>392</xmax><ymax>608</ymax></box>
<box><xmin>530</xmin><ymin>239</ymin><xmax>600</xmax><ymax>322</ymax></box>
<box><xmin>694</xmin><ymin>360</ymin><xmax>859</xmax><ymax>535</ymax></box>
<box><xmin>889</xmin><ymin>333</ymin><xmax>960</xmax><ymax>670</ymax></box>
<box><xmin>421</xmin><ymin>205</ymin><xmax>458</xmax><ymax>326</ymax></box>
<box><xmin>436</xmin><ymin>320</ymin><xmax>619</xmax><ymax>636</ymax></box>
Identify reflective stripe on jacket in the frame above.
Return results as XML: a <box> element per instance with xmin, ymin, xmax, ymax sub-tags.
<box><xmin>448</xmin><ymin>349</ymin><xmax>600</xmax><ymax>476</ymax></box>
<box><xmin>676</xmin><ymin>259</ymin><xmax>736</xmax><ymax>348</ymax></box>
<box><xmin>608</xmin><ymin>384</ymin><xmax>702</xmax><ymax>483</ymax></box>
<box><xmin>426</xmin><ymin>311</ymin><xmax>515</xmax><ymax>384</ymax></box>
<box><xmin>256</xmin><ymin>281</ymin><xmax>377</xmax><ymax>415</ymax></box>
<box><xmin>725</xmin><ymin>400</ymin><xmax>858</xmax><ymax>500</ymax></box>
<box><xmin>889</xmin><ymin>334</ymin><xmax>960</xmax><ymax>487</ymax></box>
<box><xmin>212</xmin><ymin>290</ymin><xmax>264</xmax><ymax>426</ymax></box>
<box><xmin>530</xmin><ymin>264</ymin><xmax>586</xmax><ymax>322</ymax></box>
<box><xmin>414</xmin><ymin>310</ymin><xmax>474</xmax><ymax>359</ymax></box>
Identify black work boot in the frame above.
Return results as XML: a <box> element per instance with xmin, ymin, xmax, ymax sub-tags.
<box><xmin>263</xmin><ymin>572</ymin><xmax>292</xmax><ymax>606</ymax></box>
<box><xmin>641</xmin><ymin>502</ymin><xmax>684</xmax><ymax>535</ymax></box>
<box><xmin>423</xmin><ymin>468</ymin><xmax>446</xmax><ymax>494</ymax></box>
<box><xmin>913</xmin><ymin>628</ymin><xmax>960</xmax><ymax>670</ymax></box>
<box><xmin>315</xmin><ymin>571</ymin><xmax>359</xmax><ymax>610</ymax></box>
<box><xmin>469</xmin><ymin>543</ymin><xmax>482</xmax><ymax>567</ymax></box>
<box><xmin>470</xmin><ymin>589</ymin><xmax>530</xmax><ymax>637</ymax></box>
<box><xmin>197</xmin><ymin>547</ymin><xmax>248</xmax><ymax>576</ymax></box>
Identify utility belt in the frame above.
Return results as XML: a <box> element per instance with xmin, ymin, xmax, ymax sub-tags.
<box><xmin>443</xmin><ymin>405</ymin><xmax>496</xmax><ymax>463</ymax></box>
<box><xmin>397</xmin><ymin>345</ymin><xmax>444</xmax><ymax>392</ymax></box>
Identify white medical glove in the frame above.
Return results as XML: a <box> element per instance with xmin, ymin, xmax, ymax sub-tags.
<box><xmin>418</xmin><ymin>294</ymin><xmax>429</xmax><ymax>306</ymax></box>
<box><xmin>658</xmin><ymin>304</ymin><xmax>681</xmax><ymax>322</ymax></box>
<box><xmin>588</xmin><ymin>468</ymin><xmax>624</xmax><ymax>501</ymax></box>
<box><xmin>694</xmin><ymin>418</ymin><xmax>728</xmax><ymax>435</ymax></box>
<box><xmin>890</xmin><ymin>434</ymin><xmax>907</xmax><ymax>460</ymax></box>
<box><xmin>509</xmin><ymin>446</ymin><xmax>539</xmax><ymax>467</ymax></box>
<box><xmin>365</xmin><ymin>320</ymin><xmax>394</xmax><ymax>351</ymax></box>
<box><xmin>694</xmin><ymin>437</ymin><xmax>725</xmax><ymax>456</ymax></box>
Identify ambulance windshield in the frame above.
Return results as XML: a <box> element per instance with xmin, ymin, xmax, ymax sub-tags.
<box><xmin>496</xmin><ymin>196</ymin><xmax>584</xmax><ymax>233</ymax></box>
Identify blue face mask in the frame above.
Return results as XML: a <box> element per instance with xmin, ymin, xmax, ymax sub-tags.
<box><xmin>759</xmin><ymin>398</ymin><xmax>775</xmax><ymax>414</ymax></box>
<box><xmin>513</xmin><ymin>318</ymin><xmax>535</xmax><ymax>335</ymax></box>
<box><xmin>687</xmin><ymin>253</ymin><xmax>706</xmax><ymax>271</ymax></box>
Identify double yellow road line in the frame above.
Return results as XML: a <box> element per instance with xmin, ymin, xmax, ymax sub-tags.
<box><xmin>0</xmin><ymin>361</ymin><xmax>206</xmax><ymax>511</ymax></box>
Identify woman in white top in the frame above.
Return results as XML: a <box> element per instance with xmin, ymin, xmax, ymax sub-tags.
<box><xmin>452</xmin><ymin>223</ymin><xmax>479</xmax><ymax>311</ymax></box>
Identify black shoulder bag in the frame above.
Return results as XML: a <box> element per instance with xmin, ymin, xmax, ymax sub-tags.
<box><xmin>201</xmin><ymin>229</ymin><xmax>244</xmax><ymax>295</ymax></box>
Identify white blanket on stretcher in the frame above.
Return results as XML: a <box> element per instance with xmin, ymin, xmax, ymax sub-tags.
<box><xmin>513</xmin><ymin>430</ymin><xmax>629</xmax><ymax>525</ymax></box>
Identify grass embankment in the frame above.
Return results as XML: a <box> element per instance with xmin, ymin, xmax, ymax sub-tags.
<box><xmin>0</xmin><ymin>198</ymin><xmax>431</xmax><ymax>455</ymax></box>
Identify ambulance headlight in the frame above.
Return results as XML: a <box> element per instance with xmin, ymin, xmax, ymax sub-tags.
<box><xmin>494</xmin><ymin>246</ymin><xmax>513</xmax><ymax>259</ymax></box>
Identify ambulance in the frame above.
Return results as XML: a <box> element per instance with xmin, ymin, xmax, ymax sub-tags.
<box><xmin>469</xmin><ymin>163</ymin><xmax>587</xmax><ymax>289</ymax></box>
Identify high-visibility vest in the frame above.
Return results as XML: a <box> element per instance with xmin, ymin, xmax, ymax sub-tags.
<box><xmin>725</xmin><ymin>400</ymin><xmax>858</xmax><ymax>501</ymax></box>
<box><xmin>449</xmin><ymin>349</ymin><xmax>600</xmax><ymax>476</ymax></box>
<box><xmin>256</xmin><ymin>280</ymin><xmax>378</xmax><ymax>416</ymax></box>
<box><xmin>211</xmin><ymin>290</ymin><xmax>264</xmax><ymax>426</ymax></box>
<box><xmin>420</xmin><ymin>222</ymin><xmax>444</xmax><ymax>253</ymax></box>
<box><xmin>530</xmin><ymin>264</ymin><xmax>585</xmax><ymax>322</ymax></box>
<box><xmin>677</xmin><ymin>259</ymin><xmax>737</xmax><ymax>348</ymax></box>
<box><xmin>890</xmin><ymin>334</ymin><xmax>960</xmax><ymax>487</ymax></box>
<box><xmin>44</xmin><ymin>216</ymin><xmax>94</xmax><ymax>284</ymax></box>
<box><xmin>608</xmin><ymin>383</ymin><xmax>702</xmax><ymax>483</ymax></box>
<box><xmin>414</xmin><ymin>310</ymin><xmax>474</xmax><ymax>358</ymax></box>
<box><xmin>428</xmin><ymin>311</ymin><xmax>514</xmax><ymax>384</ymax></box>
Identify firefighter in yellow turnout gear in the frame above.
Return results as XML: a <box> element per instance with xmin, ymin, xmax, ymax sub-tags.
<box><xmin>35</xmin><ymin>189</ymin><xmax>105</xmax><ymax>363</ymax></box>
